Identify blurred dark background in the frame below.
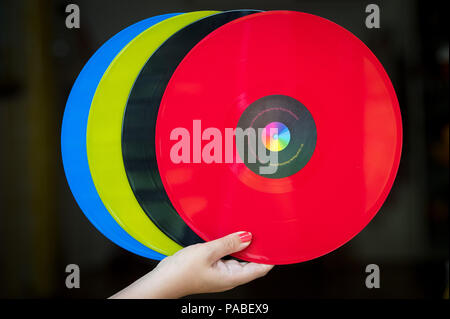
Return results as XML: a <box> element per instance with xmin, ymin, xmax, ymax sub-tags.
<box><xmin>0</xmin><ymin>0</ymin><xmax>448</xmax><ymax>298</ymax></box>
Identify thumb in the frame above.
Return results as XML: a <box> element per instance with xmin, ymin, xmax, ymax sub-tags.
<box><xmin>203</xmin><ymin>231</ymin><xmax>252</xmax><ymax>262</ymax></box>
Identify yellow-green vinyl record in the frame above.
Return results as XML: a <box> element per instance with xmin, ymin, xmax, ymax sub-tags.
<box><xmin>86</xmin><ymin>11</ymin><xmax>219</xmax><ymax>255</ymax></box>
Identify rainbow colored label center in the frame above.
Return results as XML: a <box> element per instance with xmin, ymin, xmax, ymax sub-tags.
<box><xmin>261</xmin><ymin>122</ymin><xmax>291</xmax><ymax>152</ymax></box>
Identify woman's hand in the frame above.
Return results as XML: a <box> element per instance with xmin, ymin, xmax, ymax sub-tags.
<box><xmin>110</xmin><ymin>231</ymin><xmax>274</xmax><ymax>298</ymax></box>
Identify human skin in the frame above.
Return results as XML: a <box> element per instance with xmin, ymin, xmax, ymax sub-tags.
<box><xmin>110</xmin><ymin>231</ymin><xmax>274</xmax><ymax>298</ymax></box>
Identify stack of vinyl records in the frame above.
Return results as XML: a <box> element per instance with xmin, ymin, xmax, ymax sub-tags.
<box><xmin>61</xmin><ymin>10</ymin><xmax>402</xmax><ymax>264</ymax></box>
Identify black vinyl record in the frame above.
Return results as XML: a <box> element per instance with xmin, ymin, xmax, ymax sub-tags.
<box><xmin>122</xmin><ymin>10</ymin><xmax>260</xmax><ymax>246</ymax></box>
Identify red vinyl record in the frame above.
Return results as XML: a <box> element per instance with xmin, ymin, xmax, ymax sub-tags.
<box><xmin>156</xmin><ymin>11</ymin><xmax>402</xmax><ymax>264</ymax></box>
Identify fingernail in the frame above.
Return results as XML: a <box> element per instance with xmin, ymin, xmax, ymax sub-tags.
<box><xmin>238</xmin><ymin>231</ymin><xmax>252</xmax><ymax>243</ymax></box>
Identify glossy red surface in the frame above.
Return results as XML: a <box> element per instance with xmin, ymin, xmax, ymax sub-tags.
<box><xmin>156</xmin><ymin>11</ymin><xmax>402</xmax><ymax>264</ymax></box>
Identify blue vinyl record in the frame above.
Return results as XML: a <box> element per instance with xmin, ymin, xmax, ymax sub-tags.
<box><xmin>61</xmin><ymin>13</ymin><xmax>180</xmax><ymax>259</ymax></box>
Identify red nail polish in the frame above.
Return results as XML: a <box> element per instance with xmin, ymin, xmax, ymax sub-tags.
<box><xmin>239</xmin><ymin>232</ymin><xmax>252</xmax><ymax>243</ymax></box>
